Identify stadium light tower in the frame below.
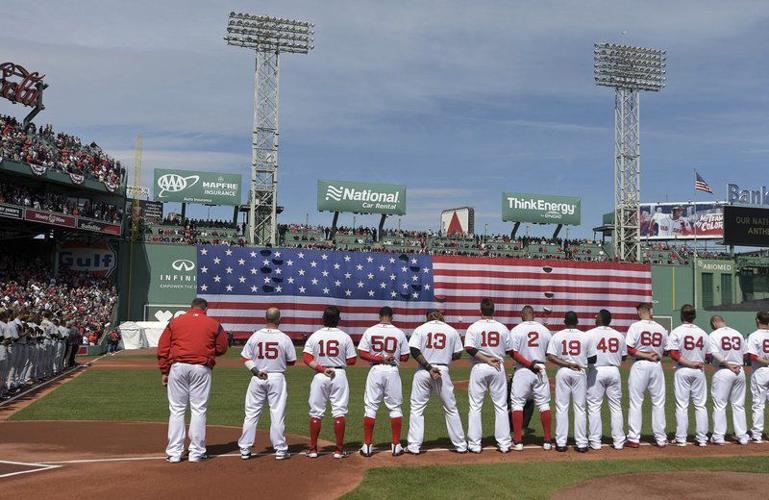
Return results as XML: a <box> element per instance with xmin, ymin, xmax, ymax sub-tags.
<box><xmin>225</xmin><ymin>12</ymin><xmax>315</xmax><ymax>245</ymax></box>
<box><xmin>594</xmin><ymin>43</ymin><xmax>666</xmax><ymax>262</ymax></box>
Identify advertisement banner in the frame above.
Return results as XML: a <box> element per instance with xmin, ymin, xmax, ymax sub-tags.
<box><xmin>138</xmin><ymin>199</ymin><xmax>163</xmax><ymax>223</ymax></box>
<box><xmin>501</xmin><ymin>193</ymin><xmax>581</xmax><ymax>225</ymax></box>
<box><xmin>153</xmin><ymin>168</ymin><xmax>242</xmax><ymax>205</ymax></box>
<box><xmin>640</xmin><ymin>202</ymin><xmax>723</xmax><ymax>240</ymax></box>
<box><xmin>25</xmin><ymin>209</ymin><xmax>76</xmax><ymax>228</ymax></box>
<box><xmin>317</xmin><ymin>180</ymin><xmax>406</xmax><ymax>215</ymax></box>
<box><xmin>58</xmin><ymin>241</ymin><xmax>117</xmax><ymax>277</ymax></box>
<box><xmin>77</xmin><ymin>218</ymin><xmax>122</xmax><ymax>236</ymax></box>
<box><xmin>0</xmin><ymin>203</ymin><xmax>22</xmax><ymax>220</ymax></box>
<box><xmin>723</xmin><ymin>205</ymin><xmax>769</xmax><ymax>247</ymax></box>
<box><xmin>441</xmin><ymin>207</ymin><xmax>475</xmax><ymax>235</ymax></box>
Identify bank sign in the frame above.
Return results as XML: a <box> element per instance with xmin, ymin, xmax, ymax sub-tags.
<box><xmin>317</xmin><ymin>180</ymin><xmax>406</xmax><ymax>215</ymax></box>
<box><xmin>154</xmin><ymin>169</ymin><xmax>242</xmax><ymax>205</ymax></box>
<box><xmin>502</xmin><ymin>192</ymin><xmax>581</xmax><ymax>225</ymax></box>
<box><xmin>728</xmin><ymin>183</ymin><xmax>769</xmax><ymax>207</ymax></box>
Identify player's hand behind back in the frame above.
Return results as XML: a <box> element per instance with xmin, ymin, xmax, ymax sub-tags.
<box><xmin>323</xmin><ymin>368</ymin><xmax>336</xmax><ymax>379</ymax></box>
<box><xmin>429</xmin><ymin>366</ymin><xmax>442</xmax><ymax>380</ymax></box>
<box><xmin>486</xmin><ymin>357</ymin><xmax>502</xmax><ymax>371</ymax></box>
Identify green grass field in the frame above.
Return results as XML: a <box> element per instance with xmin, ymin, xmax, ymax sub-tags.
<box><xmin>11</xmin><ymin>349</ymin><xmax>769</xmax><ymax>498</ymax></box>
<box><xmin>13</xmin><ymin>349</ymin><xmax>769</xmax><ymax>446</ymax></box>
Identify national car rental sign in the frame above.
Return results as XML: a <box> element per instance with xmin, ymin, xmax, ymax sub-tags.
<box><xmin>317</xmin><ymin>180</ymin><xmax>406</xmax><ymax>215</ymax></box>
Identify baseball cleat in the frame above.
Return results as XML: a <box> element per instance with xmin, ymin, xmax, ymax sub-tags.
<box><xmin>188</xmin><ymin>454</ymin><xmax>209</xmax><ymax>462</ymax></box>
<box><xmin>332</xmin><ymin>449</ymin><xmax>349</xmax><ymax>459</ymax></box>
<box><xmin>709</xmin><ymin>438</ymin><xmax>726</xmax><ymax>446</ymax></box>
<box><xmin>696</xmin><ymin>441</ymin><xmax>707</xmax><ymax>447</ymax></box>
<box><xmin>275</xmin><ymin>451</ymin><xmax>290</xmax><ymax>460</ymax></box>
<box><xmin>590</xmin><ymin>443</ymin><xmax>602</xmax><ymax>450</ymax></box>
<box><xmin>737</xmin><ymin>438</ymin><xmax>749</xmax><ymax>446</ymax></box>
<box><xmin>359</xmin><ymin>444</ymin><xmax>373</xmax><ymax>457</ymax></box>
<box><xmin>625</xmin><ymin>441</ymin><xmax>640</xmax><ymax>449</ymax></box>
<box><xmin>497</xmin><ymin>447</ymin><xmax>511</xmax><ymax>454</ymax></box>
<box><xmin>450</xmin><ymin>447</ymin><xmax>468</xmax><ymax>454</ymax></box>
<box><xmin>555</xmin><ymin>445</ymin><xmax>567</xmax><ymax>453</ymax></box>
<box><xmin>240</xmin><ymin>449</ymin><xmax>251</xmax><ymax>460</ymax></box>
<box><xmin>165</xmin><ymin>456</ymin><xmax>182</xmax><ymax>464</ymax></box>
<box><xmin>391</xmin><ymin>443</ymin><xmax>404</xmax><ymax>457</ymax></box>
<box><xmin>675</xmin><ymin>441</ymin><xmax>687</xmax><ymax>447</ymax></box>
<box><xmin>468</xmin><ymin>447</ymin><xmax>482</xmax><ymax>454</ymax></box>
<box><xmin>513</xmin><ymin>443</ymin><xmax>524</xmax><ymax>452</ymax></box>
<box><xmin>655</xmin><ymin>441</ymin><xmax>668</xmax><ymax>448</ymax></box>
<box><xmin>306</xmin><ymin>448</ymin><xmax>319</xmax><ymax>458</ymax></box>
<box><xmin>612</xmin><ymin>445</ymin><xmax>624</xmax><ymax>450</ymax></box>
<box><xmin>575</xmin><ymin>447</ymin><xmax>589</xmax><ymax>453</ymax></box>
<box><xmin>751</xmin><ymin>437</ymin><xmax>764</xmax><ymax>444</ymax></box>
<box><xmin>542</xmin><ymin>441</ymin><xmax>552</xmax><ymax>451</ymax></box>
<box><xmin>406</xmin><ymin>447</ymin><xmax>421</xmax><ymax>455</ymax></box>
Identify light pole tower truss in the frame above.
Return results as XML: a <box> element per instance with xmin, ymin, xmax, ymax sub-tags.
<box><xmin>225</xmin><ymin>12</ymin><xmax>314</xmax><ymax>245</ymax></box>
<box><xmin>594</xmin><ymin>42</ymin><xmax>666</xmax><ymax>262</ymax></box>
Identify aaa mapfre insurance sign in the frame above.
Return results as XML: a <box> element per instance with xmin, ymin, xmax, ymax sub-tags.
<box><xmin>154</xmin><ymin>169</ymin><xmax>242</xmax><ymax>205</ymax></box>
<box><xmin>317</xmin><ymin>180</ymin><xmax>406</xmax><ymax>215</ymax></box>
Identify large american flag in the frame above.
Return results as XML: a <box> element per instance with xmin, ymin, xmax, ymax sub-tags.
<box><xmin>197</xmin><ymin>246</ymin><xmax>652</xmax><ymax>340</ymax></box>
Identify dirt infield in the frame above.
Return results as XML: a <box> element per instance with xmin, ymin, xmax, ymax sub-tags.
<box><xmin>554</xmin><ymin>471</ymin><xmax>769</xmax><ymax>499</ymax></box>
<box><xmin>2</xmin><ymin>420</ymin><xmax>769</xmax><ymax>499</ymax></box>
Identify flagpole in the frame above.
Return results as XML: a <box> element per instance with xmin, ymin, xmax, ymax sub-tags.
<box><xmin>693</xmin><ymin>169</ymin><xmax>698</xmax><ymax>311</ymax></box>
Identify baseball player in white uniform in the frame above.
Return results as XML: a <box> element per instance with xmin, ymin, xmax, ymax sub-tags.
<box><xmin>0</xmin><ymin>311</ymin><xmax>8</xmax><ymax>395</ymax></box>
<box><xmin>708</xmin><ymin>315</ymin><xmax>749</xmax><ymax>445</ymax></box>
<box><xmin>546</xmin><ymin>311</ymin><xmax>596</xmax><ymax>452</ymax></box>
<box><xmin>747</xmin><ymin>311</ymin><xmax>769</xmax><ymax>443</ymax></box>
<box><xmin>625</xmin><ymin>302</ymin><xmax>669</xmax><ymax>448</ymax></box>
<box><xmin>358</xmin><ymin>306</ymin><xmax>410</xmax><ymax>457</ymax></box>
<box><xmin>586</xmin><ymin>309</ymin><xmax>627</xmax><ymax>450</ymax></box>
<box><xmin>666</xmin><ymin>305</ymin><xmax>710</xmax><ymax>447</ymax></box>
<box><xmin>406</xmin><ymin>310</ymin><xmax>467</xmax><ymax>454</ymax></box>
<box><xmin>464</xmin><ymin>299</ymin><xmax>513</xmax><ymax>453</ymax></box>
<box><xmin>238</xmin><ymin>308</ymin><xmax>297</xmax><ymax>460</ymax></box>
<box><xmin>509</xmin><ymin>306</ymin><xmax>553</xmax><ymax>451</ymax></box>
<box><xmin>303</xmin><ymin>306</ymin><xmax>357</xmax><ymax>459</ymax></box>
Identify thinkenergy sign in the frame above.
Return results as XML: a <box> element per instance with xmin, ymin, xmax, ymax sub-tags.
<box><xmin>501</xmin><ymin>192</ymin><xmax>581</xmax><ymax>225</ymax></box>
<box><xmin>317</xmin><ymin>180</ymin><xmax>406</xmax><ymax>215</ymax></box>
<box><xmin>153</xmin><ymin>169</ymin><xmax>242</xmax><ymax>205</ymax></box>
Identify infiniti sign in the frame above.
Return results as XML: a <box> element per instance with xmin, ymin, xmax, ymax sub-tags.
<box><xmin>171</xmin><ymin>259</ymin><xmax>195</xmax><ymax>271</ymax></box>
<box><xmin>157</xmin><ymin>173</ymin><xmax>200</xmax><ymax>198</ymax></box>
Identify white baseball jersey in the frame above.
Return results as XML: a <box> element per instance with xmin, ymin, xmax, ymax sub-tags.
<box><xmin>408</xmin><ymin>320</ymin><xmax>462</xmax><ymax>365</ymax></box>
<box><xmin>358</xmin><ymin>323</ymin><xmax>409</xmax><ymax>366</ymax></box>
<box><xmin>303</xmin><ymin>327</ymin><xmax>356</xmax><ymax>367</ymax></box>
<box><xmin>509</xmin><ymin>321</ymin><xmax>552</xmax><ymax>363</ymax></box>
<box><xmin>586</xmin><ymin>326</ymin><xmax>626</xmax><ymax>367</ymax></box>
<box><xmin>709</xmin><ymin>327</ymin><xmax>747</xmax><ymax>365</ymax></box>
<box><xmin>464</xmin><ymin>319</ymin><xmax>511</xmax><ymax>363</ymax></box>
<box><xmin>653</xmin><ymin>214</ymin><xmax>690</xmax><ymax>237</ymax></box>
<box><xmin>547</xmin><ymin>328</ymin><xmax>596</xmax><ymax>369</ymax></box>
<box><xmin>666</xmin><ymin>323</ymin><xmax>710</xmax><ymax>365</ymax></box>
<box><xmin>241</xmin><ymin>328</ymin><xmax>296</xmax><ymax>373</ymax></box>
<box><xmin>626</xmin><ymin>319</ymin><xmax>669</xmax><ymax>358</ymax></box>
<box><xmin>747</xmin><ymin>329</ymin><xmax>769</xmax><ymax>369</ymax></box>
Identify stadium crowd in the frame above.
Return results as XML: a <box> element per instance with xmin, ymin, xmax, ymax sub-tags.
<box><xmin>0</xmin><ymin>114</ymin><xmax>125</xmax><ymax>187</ymax></box>
<box><xmin>0</xmin><ymin>254</ymin><xmax>118</xmax><ymax>398</ymax></box>
<box><xmin>140</xmin><ymin>217</ymin><xmax>246</xmax><ymax>245</ymax></box>
<box><xmin>0</xmin><ymin>180</ymin><xmax>124</xmax><ymax>223</ymax></box>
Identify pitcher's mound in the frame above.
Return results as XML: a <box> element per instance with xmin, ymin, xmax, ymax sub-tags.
<box><xmin>554</xmin><ymin>471</ymin><xmax>769</xmax><ymax>499</ymax></box>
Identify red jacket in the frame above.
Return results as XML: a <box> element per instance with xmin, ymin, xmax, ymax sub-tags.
<box><xmin>157</xmin><ymin>308</ymin><xmax>228</xmax><ymax>374</ymax></box>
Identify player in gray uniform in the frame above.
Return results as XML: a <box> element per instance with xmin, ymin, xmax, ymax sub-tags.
<box><xmin>57</xmin><ymin>321</ymin><xmax>70</xmax><ymax>373</ymax></box>
<box><xmin>40</xmin><ymin>313</ymin><xmax>57</xmax><ymax>379</ymax></box>
<box><xmin>0</xmin><ymin>311</ymin><xmax>9</xmax><ymax>397</ymax></box>
<box><xmin>6</xmin><ymin>312</ymin><xmax>21</xmax><ymax>391</ymax></box>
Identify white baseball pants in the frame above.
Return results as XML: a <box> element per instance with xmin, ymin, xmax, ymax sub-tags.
<box><xmin>555</xmin><ymin>367</ymin><xmax>587</xmax><ymax>448</ymax></box>
<box><xmin>711</xmin><ymin>367</ymin><xmax>748</xmax><ymax>443</ymax></box>
<box><xmin>364</xmin><ymin>365</ymin><xmax>403</xmax><ymax>419</ymax></box>
<box><xmin>627</xmin><ymin>360</ymin><xmax>667</xmax><ymax>445</ymax></box>
<box><xmin>238</xmin><ymin>373</ymin><xmax>289</xmax><ymax>453</ymax></box>
<box><xmin>510</xmin><ymin>367</ymin><xmax>551</xmax><ymax>412</ymax></box>
<box><xmin>673</xmin><ymin>367</ymin><xmax>708</xmax><ymax>445</ymax></box>
<box><xmin>0</xmin><ymin>345</ymin><xmax>8</xmax><ymax>390</ymax></box>
<box><xmin>751</xmin><ymin>367</ymin><xmax>769</xmax><ymax>441</ymax></box>
<box><xmin>407</xmin><ymin>366</ymin><xmax>467</xmax><ymax>453</ymax></box>
<box><xmin>308</xmin><ymin>370</ymin><xmax>349</xmax><ymax>419</ymax></box>
<box><xmin>587</xmin><ymin>366</ymin><xmax>625</xmax><ymax>448</ymax></box>
<box><xmin>166</xmin><ymin>363</ymin><xmax>212</xmax><ymax>460</ymax></box>
<box><xmin>467</xmin><ymin>363</ymin><xmax>511</xmax><ymax>452</ymax></box>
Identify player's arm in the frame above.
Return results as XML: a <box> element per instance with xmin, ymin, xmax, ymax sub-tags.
<box><xmin>409</xmin><ymin>346</ymin><xmax>441</xmax><ymax>379</ymax></box>
<box><xmin>668</xmin><ymin>349</ymin><xmax>703</xmax><ymax>369</ymax></box>
<box><xmin>156</xmin><ymin>323</ymin><xmax>172</xmax><ymax>384</ymax></box>
<box><xmin>345</xmin><ymin>336</ymin><xmax>357</xmax><ymax>366</ymax></box>
<box><xmin>749</xmin><ymin>353</ymin><xmax>769</xmax><ymax>367</ymax></box>
<box><xmin>546</xmin><ymin>353</ymin><xmax>580</xmax><ymax>371</ymax></box>
<box><xmin>464</xmin><ymin>329</ymin><xmax>500</xmax><ymax>369</ymax></box>
<box><xmin>302</xmin><ymin>339</ymin><xmax>335</xmax><ymax>378</ymax></box>
<box><xmin>214</xmin><ymin>324</ymin><xmax>229</xmax><ymax>356</ymax></box>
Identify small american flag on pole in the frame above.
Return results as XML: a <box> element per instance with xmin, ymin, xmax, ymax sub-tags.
<box><xmin>695</xmin><ymin>172</ymin><xmax>713</xmax><ymax>194</ymax></box>
<box><xmin>197</xmin><ymin>246</ymin><xmax>652</xmax><ymax>340</ymax></box>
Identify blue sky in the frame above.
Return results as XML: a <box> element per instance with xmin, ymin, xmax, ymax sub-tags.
<box><xmin>2</xmin><ymin>0</ymin><xmax>769</xmax><ymax>237</ymax></box>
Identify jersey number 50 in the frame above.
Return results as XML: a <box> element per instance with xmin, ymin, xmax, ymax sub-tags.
<box><xmin>371</xmin><ymin>335</ymin><xmax>397</xmax><ymax>353</ymax></box>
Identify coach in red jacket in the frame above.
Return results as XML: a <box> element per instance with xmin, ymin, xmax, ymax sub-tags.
<box><xmin>157</xmin><ymin>298</ymin><xmax>228</xmax><ymax>463</ymax></box>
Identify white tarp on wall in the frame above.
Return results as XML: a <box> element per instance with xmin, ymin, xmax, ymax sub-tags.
<box><xmin>118</xmin><ymin>321</ymin><xmax>167</xmax><ymax>349</ymax></box>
